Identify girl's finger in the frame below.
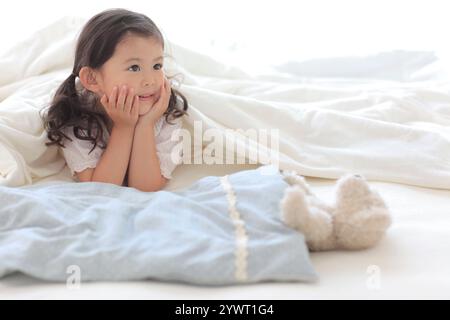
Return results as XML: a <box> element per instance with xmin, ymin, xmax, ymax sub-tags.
<box><xmin>166</xmin><ymin>77</ymin><xmax>170</xmax><ymax>91</ymax></box>
<box><xmin>160</xmin><ymin>78</ymin><xmax>166</xmax><ymax>95</ymax></box>
<box><xmin>132</xmin><ymin>95</ymin><xmax>140</xmax><ymax>116</ymax></box>
<box><xmin>166</xmin><ymin>81</ymin><xmax>171</xmax><ymax>98</ymax></box>
<box><xmin>110</xmin><ymin>86</ymin><xmax>118</xmax><ymax>108</ymax></box>
<box><xmin>165</xmin><ymin>78</ymin><xmax>171</xmax><ymax>94</ymax></box>
<box><xmin>163</xmin><ymin>79</ymin><xmax>171</xmax><ymax>103</ymax></box>
<box><xmin>124</xmin><ymin>87</ymin><xmax>134</xmax><ymax>113</ymax></box>
<box><xmin>117</xmin><ymin>85</ymin><xmax>127</xmax><ymax>110</ymax></box>
<box><xmin>158</xmin><ymin>78</ymin><xmax>168</xmax><ymax>102</ymax></box>
<box><xmin>100</xmin><ymin>94</ymin><xmax>108</xmax><ymax>108</ymax></box>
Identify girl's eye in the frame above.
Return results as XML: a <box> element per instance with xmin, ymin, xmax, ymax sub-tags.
<box><xmin>128</xmin><ymin>65</ymin><xmax>141</xmax><ymax>72</ymax></box>
<box><xmin>154</xmin><ymin>63</ymin><xmax>163</xmax><ymax>70</ymax></box>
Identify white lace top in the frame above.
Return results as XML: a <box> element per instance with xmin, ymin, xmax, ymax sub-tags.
<box><xmin>60</xmin><ymin>116</ymin><xmax>183</xmax><ymax>182</ymax></box>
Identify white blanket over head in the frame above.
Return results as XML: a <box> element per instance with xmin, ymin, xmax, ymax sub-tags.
<box><xmin>1</xmin><ymin>16</ymin><xmax>450</xmax><ymax>189</ymax></box>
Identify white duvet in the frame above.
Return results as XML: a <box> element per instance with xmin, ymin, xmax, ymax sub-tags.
<box><xmin>1</xmin><ymin>16</ymin><xmax>450</xmax><ymax>191</ymax></box>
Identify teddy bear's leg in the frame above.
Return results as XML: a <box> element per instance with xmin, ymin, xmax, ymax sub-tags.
<box><xmin>280</xmin><ymin>184</ymin><xmax>336</xmax><ymax>252</ymax></box>
<box><xmin>332</xmin><ymin>174</ymin><xmax>392</xmax><ymax>250</ymax></box>
<box><xmin>281</xmin><ymin>170</ymin><xmax>334</xmax><ymax>213</ymax></box>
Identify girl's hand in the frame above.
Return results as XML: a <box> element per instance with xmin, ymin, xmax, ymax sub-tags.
<box><xmin>137</xmin><ymin>77</ymin><xmax>171</xmax><ymax>126</ymax></box>
<box><xmin>100</xmin><ymin>85</ymin><xmax>139</xmax><ymax>130</ymax></box>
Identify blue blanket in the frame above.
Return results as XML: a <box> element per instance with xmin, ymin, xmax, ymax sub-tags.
<box><xmin>0</xmin><ymin>166</ymin><xmax>317</xmax><ymax>285</ymax></box>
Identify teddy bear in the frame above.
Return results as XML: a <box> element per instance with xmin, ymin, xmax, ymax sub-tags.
<box><xmin>280</xmin><ymin>170</ymin><xmax>392</xmax><ymax>251</ymax></box>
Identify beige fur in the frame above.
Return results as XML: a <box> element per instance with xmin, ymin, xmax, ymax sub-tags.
<box><xmin>280</xmin><ymin>171</ymin><xmax>392</xmax><ymax>251</ymax></box>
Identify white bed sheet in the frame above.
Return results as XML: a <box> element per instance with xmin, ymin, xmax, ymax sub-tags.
<box><xmin>1</xmin><ymin>163</ymin><xmax>449</xmax><ymax>299</ymax></box>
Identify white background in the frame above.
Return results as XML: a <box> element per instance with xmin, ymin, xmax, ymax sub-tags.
<box><xmin>0</xmin><ymin>0</ymin><xmax>449</xmax><ymax>71</ymax></box>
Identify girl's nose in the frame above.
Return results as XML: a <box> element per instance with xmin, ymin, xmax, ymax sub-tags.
<box><xmin>143</xmin><ymin>76</ymin><xmax>156</xmax><ymax>87</ymax></box>
<box><xmin>143</xmin><ymin>81</ymin><xmax>155</xmax><ymax>90</ymax></box>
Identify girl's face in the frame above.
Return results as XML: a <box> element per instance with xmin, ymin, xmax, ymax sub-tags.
<box><xmin>96</xmin><ymin>34</ymin><xmax>165</xmax><ymax>116</ymax></box>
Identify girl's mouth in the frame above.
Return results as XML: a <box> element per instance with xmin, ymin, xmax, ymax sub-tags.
<box><xmin>139</xmin><ymin>94</ymin><xmax>153</xmax><ymax>101</ymax></box>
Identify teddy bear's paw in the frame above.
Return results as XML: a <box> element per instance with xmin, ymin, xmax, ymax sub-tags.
<box><xmin>334</xmin><ymin>174</ymin><xmax>387</xmax><ymax>219</ymax></box>
<box><xmin>281</xmin><ymin>170</ymin><xmax>313</xmax><ymax>196</ymax></box>
<box><xmin>280</xmin><ymin>185</ymin><xmax>311</xmax><ymax>230</ymax></box>
<box><xmin>335</xmin><ymin>205</ymin><xmax>392</xmax><ymax>250</ymax></box>
<box><xmin>280</xmin><ymin>185</ymin><xmax>335</xmax><ymax>250</ymax></box>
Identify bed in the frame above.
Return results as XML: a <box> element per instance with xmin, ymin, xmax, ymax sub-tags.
<box><xmin>1</xmin><ymin>163</ymin><xmax>449</xmax><ymax>299</ymax></box>
<box><xmin>1</xmin><ymin>16</ymin><xmax>450</xmax><ymax>299</ymax></box>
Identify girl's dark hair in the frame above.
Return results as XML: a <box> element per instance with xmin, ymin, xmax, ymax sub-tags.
<box><xmin>41</xmin><ymin>8</ymin><xmax>189</xmax><ymax>153</ymax></box>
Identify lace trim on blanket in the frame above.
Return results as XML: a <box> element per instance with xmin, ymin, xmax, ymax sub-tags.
<box><xmin>220</xmin><ymin>175</ymin><xmax>248</xmax><ymax>282</ymax></box>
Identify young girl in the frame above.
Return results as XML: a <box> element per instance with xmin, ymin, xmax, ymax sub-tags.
<box><xmin>42</xmin><ymin>8</ymin><xmax>188</xmax><ymax>192</ymax></box>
